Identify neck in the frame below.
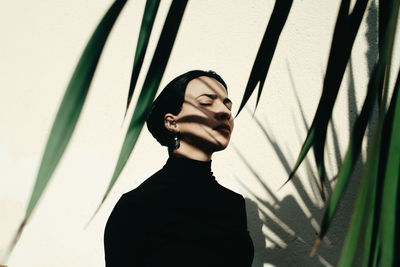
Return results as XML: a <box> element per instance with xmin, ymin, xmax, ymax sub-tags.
<box><xmin>171</xmin><ymin>141</ymin><xmax>212</xmax><ymax>162</ymax></box>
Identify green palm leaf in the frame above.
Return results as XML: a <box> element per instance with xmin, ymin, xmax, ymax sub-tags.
<box><xmin>235</xmin><ymin>0</ymin><xmax>293</xmax><ymax>117</ymax></box>
<box><xmin>360</xmin><ymin>72</ymin><xmax>399</xmax><ymax>267</ymax></box>
<box><xmin>379</xmin><ymin>69</ymin><xmax>400</xmax><ymax>266</ymax></box>
<box><xmin>90</xmin><ymin>0</ymin><xmax>188</xmax><ymax>220</ymax></box>
<box><xmin>338</xmin><ymin>118</ymin><xmax>383</xmax><ymax>266</ymax></box>
<box><xmin>4</xmin><ymin>0</ymin><xmax>127</xmax><ymax>262</ymax></box>
<box><xmin>311</xmin><ymin>63</ymin><xmax>379</xmax><ymax>256</ymax></box>
<box><xmin>378</xmin><ymin>0</ymin><xmax>390</xmax><ymax>109</ymax></box>
<box><xmin>125</xmin><ymin>0</ymin><xmax>160</xmax><ymax>115</ymax></box>
<box><xmin>338</xmin><ymin>69</ymin><xmax>399</xmax><ymax>266</ymax></box>
<box><xmin>312</xmin><ymin>0</ymin><xmax>399</xmax><ymax>256</ymax></box>
<box><xmin>362</xmin><ymin>74</ymin><xmax>400</xmax><ymax>267</ymax></box>
<box><xmin>285</xmin><ymin>0</ymin><xmax>368</xmax><ymax>199</ymax></box>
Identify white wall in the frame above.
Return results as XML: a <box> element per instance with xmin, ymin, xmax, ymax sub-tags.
<box><xmin>0</xmin><ymin>0</ymin><xmax>392</xmax><ymax>266</ymax></box>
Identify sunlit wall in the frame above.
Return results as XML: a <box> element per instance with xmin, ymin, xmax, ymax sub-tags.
<box><xmin>1</xmin><ymin>0</ymin><xmax>395</xmax><ymax>266</ymax></box>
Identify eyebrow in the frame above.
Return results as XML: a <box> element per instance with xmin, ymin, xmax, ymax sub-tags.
<box><xmin>196</xmin><ymin>93</ymin><xmax>232</xmax><ymax>104</ymax></box>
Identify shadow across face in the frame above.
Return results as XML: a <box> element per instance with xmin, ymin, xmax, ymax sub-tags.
<box><xmin>166</xmin><ymin>76</ymin><xmax>234</xmax><ymax>154</ymax></box>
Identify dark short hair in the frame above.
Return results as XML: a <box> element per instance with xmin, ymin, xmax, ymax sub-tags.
<box><xmin>146</xmin><ymin>70</ymin><xmax>227</xmax><ymax>150</ymax></box>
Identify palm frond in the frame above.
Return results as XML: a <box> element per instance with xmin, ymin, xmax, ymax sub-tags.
<box><xmin>89</xmin><ymin>0</ymin><xmax>188</xmax><ymax>221</ymax></box>
<box><xmin>125</xmin><ymin>0</ymin><xmax>160</xmax><ymax>116</ymax></box>
<box><xmin>285</xmin><ymin>0</ymin><xmax>369</xmax><ymax>199</ymax></box>
<box><xmin>235</xmin><ymin>0</ymin><xmax>293</xmax><ymax>116</ymax></box>
<box><xmin>4</xmin><ymin>0</ymin><xmax>127</xmax><ymax>262</ymax></box>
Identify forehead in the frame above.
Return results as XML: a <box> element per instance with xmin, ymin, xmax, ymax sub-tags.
<box><xmin>185</xmin><ymin>76</ymin><xmax>227</xmax><ymax>99</ymax></box>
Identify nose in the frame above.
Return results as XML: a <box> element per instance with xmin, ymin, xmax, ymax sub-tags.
<box><xmin>214</xmin><ymin>101</ymin><xmax>231</xmax><ymax>120</ymax></box>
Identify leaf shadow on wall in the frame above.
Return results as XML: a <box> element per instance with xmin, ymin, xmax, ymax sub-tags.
<box><xmin>236</xmin><ymin>89</ymin><xmax>359</xmax><ymax>267</ymax></box>
<box><xmin>235</xmin><ymin>3</ymin><xmax>378</xmax><ymax>265</ymax></box>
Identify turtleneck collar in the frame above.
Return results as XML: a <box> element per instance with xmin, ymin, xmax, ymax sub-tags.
<box><xmin>162</xmin><ymin>154</ymin><xmax>215</xmax><ymax>181</ymax></box>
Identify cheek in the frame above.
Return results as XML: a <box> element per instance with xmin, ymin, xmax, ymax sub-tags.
<box><xmin>181</xmin><ymin>122</ymin><xmax>210</xmax><ymax>134</ymax></box>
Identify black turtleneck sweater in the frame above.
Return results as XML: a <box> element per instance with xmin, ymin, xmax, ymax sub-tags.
<box><xmin>104</xmin><ymin>155</ymin><xmax>254</xmax><ymax>267</ymax></box>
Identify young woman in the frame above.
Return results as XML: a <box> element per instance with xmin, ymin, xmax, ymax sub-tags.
<box><xmin>104</xmin><ymin>70</ymin><xmax>254</xmax><ymax>266</ymax></box>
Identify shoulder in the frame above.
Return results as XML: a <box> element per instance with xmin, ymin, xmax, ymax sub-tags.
<box><xmin>215</xmin><ymin>181</ymin><xmax>245</xmax><ymax>200</ymax></box>
<box><xmin>122</xmin><ymin>168</ymin><xmax>167</xmax><ymax>201</ymax></box>
<box><xmin>212</xmin><ymin>182</ymin><xmax>248</xmax><ymax>228</ymax></box>
<box><xmin>110</xmin><ymin>167</ymin><xmax>173</xmax><ymax>217</ymax></box>
<box><xmin>213</xmin><ymin>182</ymin><xmax>246</xmax><ymax>207</ymax></box>
<box><xmin>107</xmin><ymin>168</ymin><xmax>164</xmax><ymax>214</ymax></box>
<box><xmin>105</xmin><ymin>167</ymin><xmax>166</xmax><ymax>224</ymax></box>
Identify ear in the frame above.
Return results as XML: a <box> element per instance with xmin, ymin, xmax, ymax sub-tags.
<box><xmin>164</xmin><ymin>113</ymin><xmax>179</xmax><ymax>132</ymax></box>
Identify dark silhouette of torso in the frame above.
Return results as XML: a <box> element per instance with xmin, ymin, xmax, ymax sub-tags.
<box><xmin>104</xmin><ymin>155</ymin><xmax>254</xmax><ymax>266</ymax></box>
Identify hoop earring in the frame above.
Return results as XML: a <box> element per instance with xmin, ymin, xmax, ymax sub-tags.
<box><xmin>173</xmin><ymin>132</ymin><xmax>180</xmax><ymax>149</ymax></box>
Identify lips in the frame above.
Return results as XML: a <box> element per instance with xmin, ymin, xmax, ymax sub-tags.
<box><xmin>213</xmin><ymin>124</ymin><xmax>231</xmax><ymax>133</ymax></box>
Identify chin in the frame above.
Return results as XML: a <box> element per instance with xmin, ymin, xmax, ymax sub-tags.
<box><xmin>213</xmin><ymin>145</ymin><xmax>228</xmax><ymax>152</ymax></box>
<box><xmin>209</xmin><ymin>139</ymin><xmax>231</xmax><ymax>152</ymax></box>
<box><xmin>189</xmin><ymin>138</ymin><xmax>229</xmax><ymax>153</ymax></box>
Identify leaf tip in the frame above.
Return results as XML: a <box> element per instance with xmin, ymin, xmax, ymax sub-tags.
<box><xmin>310</xmin><ymin>235</ymin><xmax>322</xmax><ymax>257</ymax></box>
<box><xmin>279</xmin><ymin>173</ymin><xmax>294</xmax><ymax>190</ymax></box>
<box><xmin>2</xmin><ymin>218</ymin><xmax>28</xmax><ymax>264</ymax></box>
<box><xmin>84</xmin><ymin>194</ymin><xmax>108</xmax><ymax>229</ymax></box>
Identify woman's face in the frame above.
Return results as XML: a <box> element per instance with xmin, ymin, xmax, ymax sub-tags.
<box><xmin>166</xmin><ymin>76</ymin><xmax>234</xmax><ymax>153</ymax></box>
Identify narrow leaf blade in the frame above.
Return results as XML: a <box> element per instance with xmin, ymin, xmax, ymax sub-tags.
<box><xmin>380</xmin><ymin>69</ymin><xmax>400</xmax><ymax>266</ymax></box>
<box><xmin>313</xmin><ymin>0</ymin><xmax>399</xmax><ymax>253</ymax></box>
<box><xmin>125</xmin><ymin>0</ymin><xmax>161</xmax><ymax>114</ymax></box>
<box><xmin>338</xmin><ymin>117</ymin><xmax>383</xmax><ymax>266</ymax></box>
<box><xmin>235</xmin><ymin>0</ymin><xmax>293</xmax><ymax>116</ymax></box>
<box><xmin>90</xmin><ymin>0</ymin><xmax>188</xmax><ymax>220</ymax></box>
<box><xmin>286</xmin><ymin>0</ymin><xmax>368</xmax><ymax>188</ymax></box>
<box><xmin>313</xmin><ymin>63</ymin><xmax>379</xmax><ymax>249</ymax></box>
<box><xmin>27</xmin><ymin>0</ymin><xmax>127</xmax><ymax>220</ymax></box>
<box><xmin>5</xmin><ymin>0</ymin><xmax>127</xmax><ymax>261</ymax></box>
